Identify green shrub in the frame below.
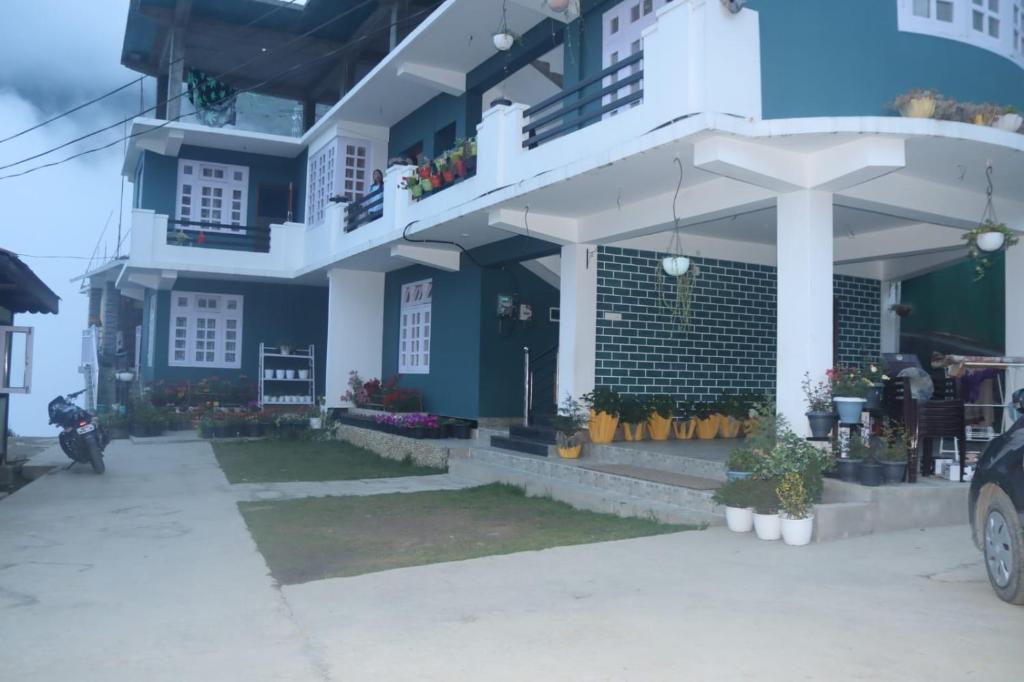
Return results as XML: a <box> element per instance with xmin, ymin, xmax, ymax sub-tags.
<box><xmin>618</xmin><ymin>395</ymin><xmax>648</xmax><ymax>425</ymax></box>
<box><xmin>582</xmin><ymin>386</ymin><xmax>621</xmax><ymax>418</ymax></box>
<box><xmin>712</xmin><ymin>477</ymin><xmax>762</xmax><ymax>508</ymax></box>
<box><xmin>647</xmin><ymin>394</ymin><xmax>675</xmax><ymax>419</ymax></box>
<box><xmin>726</xmin><ymin>448</ymin><xmax>761</xmax><ymax>473</ymax></box>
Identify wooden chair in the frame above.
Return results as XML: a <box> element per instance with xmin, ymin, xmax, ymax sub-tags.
<box><xmin>915</xmin><ymin>399</ymin><xmax>968</xmax><ymax>482</ymax></box>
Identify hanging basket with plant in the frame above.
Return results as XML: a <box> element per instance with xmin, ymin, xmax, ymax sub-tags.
<box><xmin>963</xmin><ymin>163</ymin><xmax>1019</xmax><ymax>281</ymax></box>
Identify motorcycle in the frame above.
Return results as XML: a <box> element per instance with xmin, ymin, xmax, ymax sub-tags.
<box><xmin>48</xmin><ymin>389</ymin><xmax>108</xmax><ymax>474</ymax></box>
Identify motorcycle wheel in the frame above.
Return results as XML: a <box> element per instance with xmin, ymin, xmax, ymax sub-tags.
<box><xmin>86</xmin><ymin>435</ymin><xmax>105</xmax><ymax>475</ymax></box>
<box><xmin>58</xmin><ymin>431</ymin><xmax>76</xmax><ymax>459</ymax></box>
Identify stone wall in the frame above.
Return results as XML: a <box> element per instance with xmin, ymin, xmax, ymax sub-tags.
<box><xmin>332</xmin><ymin>422</ymin><xmax>457</xmax><ymax>469</ymax></box>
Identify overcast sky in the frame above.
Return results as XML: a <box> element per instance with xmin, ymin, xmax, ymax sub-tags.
<box><xmin>1</xmin><ymin>0</ymin><xmax>147</xmax><ymax>435</ymax></box>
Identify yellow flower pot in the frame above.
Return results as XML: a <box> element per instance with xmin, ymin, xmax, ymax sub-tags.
<box><xmin>900</xmin><ymin>96</ymin><xmax>936</xmax><ymax>119</ymax></box>
<box><xmin>647</xmin><ymin>413</ymin><xmax>672</xmax><ymax>441</ymax></box>
<box><xmin>695</xmin><ymin>417</ymin><xmax>719</xmax><ymax>440</ymax></box>
<box><xmin>742</xmin><ymin>417</ymin><xmax>760</xmax><ymax>438</ymax></box>
<box><xmin>673</xmin><ymin>418</ymin><xmax>696</xmax><ymax>440</ymax></box>
<box><xmin>557</xmin><ymin>445</ymin><xmax>582</xmax><ymax>459</ymax></box>
<box><xmin>588</xmin><ymin>410</ymin><xmax>619</xmax><ymax>444</ymax></box>
<box><xmin>720</xmin><ymin>416</ymin><xmax>741</xmax><ymax>439</ymax></box>
<box><xmin>622</xmin><ymin>422</ymin><xmax>645</xmax><ymax>441</ymax></box>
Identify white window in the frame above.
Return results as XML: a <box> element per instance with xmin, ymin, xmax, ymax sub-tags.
<box><xmin>167</xmin><ymin>292</ymin><xmax>243</xmax><ymax>369</ymax></box>
<box><xmin>306</xmin><ymin>136</ymin><xmax>373</xmax><ymax>225</ymax></box>
<box><xmin>601</xmin><ymin>0</ymin><xmax>671</xmax><ymax>115</ymax></box>
<box><xmin>0</xmin><ymin>326</ymin><xmax>33</xmax><ymax>394</ymax></box>
<box><xmin>176</xmin><ymin>160</ymin><xmax>248</xmax><ymax>231</ymax></box>
<box><xmin>899</xmin><ymin>0</ymin><xmax>1023</xmax><ymax>65</ymax></box>
<box><xmin>398</xmin><ymin>279</ymin><xmax>431</xmax><ymax>374</ymax></box>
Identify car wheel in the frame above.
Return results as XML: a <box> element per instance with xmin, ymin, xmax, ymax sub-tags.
<box><xmin>982</xmin><ymin>490</ymin><xmax>1024</xmax><ymax>605</ymax></box>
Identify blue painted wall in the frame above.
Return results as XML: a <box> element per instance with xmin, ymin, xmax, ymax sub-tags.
<box><xmin>135</xmin><ymin>145</ymin><xmax>307</xmax><ymax>223</ymax></box>
<box><xmin>381</xmin><ymin>247</ymin><xmax>560</xmax><ymax>419</ymax></box>
<box><xmin>140</xmin><ymin>278</ymin><xmax>328</xmax><ymax>398</ymax></box>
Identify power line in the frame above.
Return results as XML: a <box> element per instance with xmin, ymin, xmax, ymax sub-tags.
<box><xmin>0</xmin><ymin>0</ymin><xmax>381</xmax><ymax>172</ymax></box>
<box><xmin>0</xmin><ymin>0</ymin><xmax>307</xmax><ymax>147</ymax></box>
<box><xmin>0</xmin><ymin>2</ymin><xmax>442</xmax><ymax>183</ymax></box>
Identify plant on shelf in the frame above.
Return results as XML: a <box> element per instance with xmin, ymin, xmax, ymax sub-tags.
<box><xmin>582</xmin><ymin>386</ymin><xmax>621</xmax><ymax>444</ymax></box>
<box><xmin>776</xmin><ymin>471</ymin><xmax>814</xmax><ymax>546</ymax></box>
<box><xmin>618</xmin><ymin>395</ymin><xmax>648</xmax><ymax>441</ymax></box>
<box><xmin>278</xmin><ymin>341</ymin><xmax>294</xmax><ymax>355</ymax></box>
<box><xmin>802</xmin><ymin>372</ymin><xmax>834</xmax><ymax>438</ymax></box>
<box><xmin>645</xmin><ymin>394</ymin><xmax>675</xmax><ymax>441</ymax></box>
<box><xmin>963</xmin><ymin>222</ymin><xmax>1019</xmax><ymax>281</ymax></box>
<box><xmin>551</xmin><ymin>395</ymin><xmax>587</xmax><ymax>459</ymax></box>
<box><xmin>891</xmin><ymin>88</ymin><xmax>941</xmax><ymax>119</ymax></box>
<box><xmin>829</xmin><ymin>367</ymin><xmax>873</xmax><ymax>424</ymax></box>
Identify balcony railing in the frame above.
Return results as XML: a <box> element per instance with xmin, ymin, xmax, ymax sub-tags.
<box><xmin>344</xmin><ymin>188</ymin><xmax>384</xmax><ymax>233</ymax></box>
<box><xmin>522</xmin><ymin>51</ymin><xmax>644</xmax><ymax>150</ymax></box>
<box><xmin>166</xmin><ymin>219</ymin><xmax>271</xmax><ymax>253</ymax></box>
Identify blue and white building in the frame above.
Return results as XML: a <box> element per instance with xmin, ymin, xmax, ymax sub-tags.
<box><xmin>89</xmin><ymin>0</ymin><xmax>1024</xmax><ymax>432</ymax></box>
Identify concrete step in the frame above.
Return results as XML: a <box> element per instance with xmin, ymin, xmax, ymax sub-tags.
<box><xmin>585</xmin><ymin>442</ymin><xmax>729</xmax><ymax>482</ymax></box>
<box><xmin>508</xmin><ymin>424</ymin><xmax>557</xmax><ymax>444</ymax></box>
<box><xmin>452</xmin><ymin>447</ymin><xmax>724</xmax><ymax>526</ymax></box>
<box><xmin>489</xmin><ymin>435</ymin><xmax>551</xmax><ymax>457</ymax></box>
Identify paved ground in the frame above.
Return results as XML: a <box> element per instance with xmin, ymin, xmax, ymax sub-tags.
<box><xmin>1</xmin><ymin>439</ymin><xmax>1018</xmax><ymax>681</ymax></box>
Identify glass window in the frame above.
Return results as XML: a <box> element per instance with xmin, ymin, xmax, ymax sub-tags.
<box><xmin>398</xmin><ymin>279</ymin><xmax>432</xmax><ymax>374</ymax></box>
<box><xmin>167</xmin><ymin>292</ymin><xmax>243</xmax><ymax>369</ymax></box>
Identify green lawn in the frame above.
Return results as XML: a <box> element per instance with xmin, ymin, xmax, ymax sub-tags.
<box><xmin>213</xmin><ymin>439</ymin><xmax>445</xmax><ymax>484</ymax></box>
<box><xmin>239</xmin><ymin>483</ymin><xmax>696</xmax><ymax>584</ymax></box>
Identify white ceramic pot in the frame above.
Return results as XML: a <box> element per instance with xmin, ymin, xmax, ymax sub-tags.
<box><xmin>286</xmin><ymin>369</ymin><xmax>297</xmax><ymax>380</ymax></box>
<box><xmin>309</xmin><ymin>417</ymin><xmax>322</xmax><ymax>430</ymax></box>
<box><xmin>264</xmin><ymin>369</ymin><xmax>274</xmax><ymax>379</ymax></box>
<box><xmin>493</xmin><ymin>32</ymin><xmax>514</xmax><ymax>51</ymax></box>
<box><xmin>781</xmin><ymin>514</ymin><xmax>815</xmax><ymax>546</ymax></box>
<box><xmin>753</xmin><ymin>512</ymin><xmax>781</xmax><ymax>541</ymax></box>
<box><xmin>298</xmin><ymin>369</ymin><xmax>309</xmax><ymax>380</ymax></box>
<box><xmin>115</xmin><ymin>371</ymin><xmax>134</xmax><ymax>382</ymax></box>
<box><xmin>976</xmin><ymin>231</ymin><xmax>1006</xmax><ymax>252</ymax></box>
<box><xmin>275</xmin><ymin>369</ymin><xmax>286</xmax><ymax>379</ymax></box>
<box><xmin>662</xmin><ymin>256</ymin><xmax>690</xmax><ymax>277</ymax></box>
<box><xmin>725</xmin><ymin>506</ymin><xmax>754</xmax><ymax>533</ymax></box>
<box><xmin>993</xmin><ymin>113</ymin><xmax>1023</xmax><ymax>131</ymax></box>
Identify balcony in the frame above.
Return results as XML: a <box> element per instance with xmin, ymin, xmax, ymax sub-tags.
<box><xmin>166</xmin><ymin>219</ymin><xmax>271</xmax><ymax>253</ymax></box>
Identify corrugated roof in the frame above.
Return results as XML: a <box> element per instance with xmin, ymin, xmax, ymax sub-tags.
<box><xmin>0</xmin><ymin>249</ymin><xmax>60</xmax><ymax>315</ymax></box>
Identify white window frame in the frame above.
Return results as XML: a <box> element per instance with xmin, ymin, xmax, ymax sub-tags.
<box><xmin>306</xmin><ymin>136</ymin><xmax>373</xmax><ymax>225</ymax></box>
<box><xmin>167</xmin><ymin>292</ymin><xmax>244</xmax><ymax>369</ymax></box>
<box><xmin>175</xmin><ymin>159</ymin><xmax>249</xmax><ymax>232</ymax></box>
<box><xmin>898</xmin><ymin>0</ymin><xmax>1024</xmax><ymax>66</ymax></box>
<box><xmin>398</xmin><ymin>279</ymin><xmax>431</xmax><ymax>375</ymax></box>
<box><xmin>0</xmin><ymin>326</ymin><xmax>33</xmax><ymax>394</ymax></box>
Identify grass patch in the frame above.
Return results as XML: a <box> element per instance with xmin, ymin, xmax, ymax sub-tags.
<box><xmin>213</xmin><ymin>439</ymin><xmax>445</xmax><ymax>484</ymax></box>
<box><xmin>239</xmin><ymin>483</ymin><xmax>695</xmax><ymax>583</ymax></box>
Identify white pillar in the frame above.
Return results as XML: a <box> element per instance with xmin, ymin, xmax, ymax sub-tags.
<box><xmin>325</xmin><ymin>268</ymin><xmax>385</xmax><ymax>408</ymax></box>
<box><xmin>1007</xmin><ymin>242</ymin><xmax>1024</xmax><ymax>356</ymax></box>
<box><xmin>879</xmin><ymin>280</ymin><xmax>901</xmax><ymax>353</ymax></box>
<box><xmin>166</xmin><ymin>29</ymin><xmax>185</xmax><ymax>122</ymax></box>
<box><xmin>776</xmin><ymin>190</ymin><xmax>834</xmax><ymax>433</ymax></box>
<box><xmin>556</xmin><ymin>244</ymin><xmax>597</xmax><ymax>406</ymax></box>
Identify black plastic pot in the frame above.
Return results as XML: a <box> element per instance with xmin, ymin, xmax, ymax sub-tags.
<box><xmin>243</xmin><ymin>422</ymin><xmax>264</xmax><ymax>437</ymax></box>
<box><xmin>806</xmin><ymin>411</ymin><xmax>834</xmax><ymax>439</ymax></box>
<box><xmin>859</xmin><ymin>461</ymin><xmax>884</xmax><ymax>487</ymax></box>
<box><xmin>407</xmin><ymin>426</ymin><xmax>426</xmax><ymax>439</ymax></box>
<box><xmin>451</xmin><ymin>423</ymin><xmax>472</xmax><ymax>439</ymax></box>
<box><xmin>836</xmin><ymin>458</ymin><xmax>861</xmax><ymax>483</ymax></box>
<box><xmin>424</xmin><ymin>427</ymin><xmax>443</xmax><ymax>439</ymax></box>
<box><xmin>864</xmin><ymin>384</ymin><xmax>884</xmax><ymax>411</ymax></box>
<box><xmin>880</xmin><ymin>460</ymin><xmax>907</xmax><ymax>484</ymax></box>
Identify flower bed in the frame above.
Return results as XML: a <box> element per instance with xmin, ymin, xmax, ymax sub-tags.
<box><xmin>335</xmin><ymin>412</ymin><xmax>474</xmax><ymax>440</ymax></box>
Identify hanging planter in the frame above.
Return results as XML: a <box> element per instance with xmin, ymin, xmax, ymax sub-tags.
<box><xmin>493</xmin><ymin>32</ymin><xmax>515</xmax><ymax>51</ymax></box>
<box><xmin>963</xmin><ymin>165</ymin><xmax>1019</xmax><ymax>281</ymax></box>
<box><xmin>661</xmin><ymin>256</ymin><xmax>690</xmax><ymax>277</ymax></box>
<box><xmin>656</xmin><ymin>159</ymin><xmax>698</xmax><ymax>329</ymax></box>
<box><xmin>547</xmin><ymin>0</ymin><xmax>573</xmax><ymax>11</ymax></box>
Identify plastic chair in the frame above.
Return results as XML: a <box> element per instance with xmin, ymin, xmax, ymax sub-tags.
<box><xmin>915</xmin><ymin>399</ymin><xmax>967</xmax><ymax>482</ymax></box>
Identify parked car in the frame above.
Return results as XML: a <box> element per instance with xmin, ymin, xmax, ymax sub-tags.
<box><xmin>969</xmin><ymin>389</ymin><xmax>1024</xmax><ymax>605</ymax></box>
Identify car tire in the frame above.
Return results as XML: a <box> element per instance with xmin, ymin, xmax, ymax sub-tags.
<box><xmin>981</xmin><ymin>489</ymin><xmax>1024</xmax><ymax>605</ymax></box>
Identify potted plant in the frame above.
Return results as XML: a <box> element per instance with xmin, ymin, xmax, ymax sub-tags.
<box><xmin>275</xmin><ymin>413</ymin><xmax>308</xmax><ymax>440</ymax></box>
<box><xmin>892</xmin><ymin>88</ymin><xmax>940</xmax><ymax>118</ymax></box>
<box><xmin>197</xmin><ymin>414</ymin><xmax>215</xmax><ymax>439</ymax></box>
<box><xmin>671</xmin><ymin>400</ymin><xmax>695</xmax><ymax>439</ymax></box>
<box><xmin>835</xmin><ymin>433</ymin><xmax>862</xmax><ymax>483</ymax></box>
<box><xmin>829</xmin><ymin>367</ymin><xmax>869</xmax><ymax>424</ymax></box>
<box><xmin>618</xmin><ymin>395</ymin><xmax>647</xmax><ymax>441</ymax></box>
<box><xmin>878</xmin><ymin>419</ymin><xmax>910</xmax><ymax>484</ymax></box>
<box><xmin>992</xmin><ymin>106</ymin><xmax>1023</xmax><ymax>131</ymax></box>
<box><xmin>692</xmin><ymin>401</ymin><xmax>719</xmax><ymax>440</ymax></box>
<box><xmin>847</xmin><ymin>431</ymin><xmax>883</xmax><ymax>487</ymax></box>
<box><xmin>717</xmin><ymin>395</ymin><xmax>746</xmax><ymax>439</ymax></box>
<box><xmin>751</xmin><ymin>478</ymin><xmax>782</xmax><ymax>541</ymax></box>
<box><xmin>582</xmin><ymin>387</ymin><xmax>621</xmax><ymax>444</ymax></box>
<box><xmin>551</xmin><ymin>395</ymin><xmax>586</xmax><ymax>459</ymax></box>
<box><xmin>963</xmin><ymin>221</ymin><xmax>1019</xmax><ymax>280</ymax></box>
<box><xmin>861</xmin><ymin>358</ymin><xmax>889</xmax><ymax>411</ymax></box>
<box><xmin>776</xmin><ymin>472</ymin><xmax>814</xmax><ymax>546</ymax></box>
<box><xmin>102</xmin><ymin>412</ymin><xmax>130</xmax><ymax>440</ymax></box>
<box><xmin>711</xmin><ymin>477</ymin><xmax>760</xmax><ymax>533</ymax></box>
<box><xmin>725</xmin><ymin>447</ymin><xmax>759</xmax><ymax>482</ymax></box>
<box><xmin>242</xmin><ymin>413</ymin><xmax>264</xmax><ymax>437</ymax></box>
<box><xmin>802</xmin><ymin>372</ymin><xmax>835</xmax><ymax>438</ymax></box>
<box><xmin>646</xmin><ymin>394</ymin><xmax>674</xmax><ymax>441</ymax></box>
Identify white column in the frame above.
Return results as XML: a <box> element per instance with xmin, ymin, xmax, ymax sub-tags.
<box><xmin>556</xmin><ymin>243</ymin><xmax>597</xmax><ymax>406</ymax></box>
<box><xmin>1007</xmin><ymin>242</ymin><xmax>1024</xmax><ymax>356</ymax></box>
<box><xmin>879</xmin><ymin>280</ymin><xmax>901</xmax><ymax>353</ymax></box>
<box><xmin>325</xmin><ymin>268</ymin><xmax>385</xmax><ymax>408</ymax></box>
<box><xmin>166</xmin><ymin>29</ymin><xmax>185</xmax><ymax>122</ymax></box>
<box><xmin>776</xmin><ymin>190</ymin><xmax>834</xmax><ymax>433</ymax></box>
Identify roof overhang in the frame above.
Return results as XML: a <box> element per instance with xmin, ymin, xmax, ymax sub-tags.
<box><xmin>0</xmin><ymin>249</ymin><xmax>60</xmax><ymax>315</ymax></box>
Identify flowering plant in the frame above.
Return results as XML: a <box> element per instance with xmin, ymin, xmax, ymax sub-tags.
<box><xmin>828</xmin><ymin>367</ymin><xmax>873</xmax><ymax>399</ymax></box>
<box><xmin>345</xmin><ymin>371</ymin><xmax>382</xmax><ymax>407</ymax></box>
<box><xmin>374</xmin><ymin>413</ymin><xmax>438</xmax><ymax>429</ymax></box>
<box><xmin>801</xmin><ymin>373</ymin><xmax>833</xmax><ymax>413</ymax></box>
<box><xmin>861</xmin><ymin>358</ymin><xmax>889</xmax><ymax>385</ymax></box>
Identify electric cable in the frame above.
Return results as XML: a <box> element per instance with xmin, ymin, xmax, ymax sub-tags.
<box><xmin>0</xmin><ymin>0</ymin><xmax>307</xmax><ymax>146</ymax></box>
<box><xmin>0</xmin><ymin>2</ymin><xmax>443</xmax><ymax>182</ymax></box>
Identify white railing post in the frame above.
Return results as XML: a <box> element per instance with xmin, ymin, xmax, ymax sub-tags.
<box><xmin>385</xmin><ymin>164</ymin><xmax>415</xmax><ymax>235</ymax></box>
<box><xmin>476</xmin><ymin>103</ymin><xmax>528</xmax><ymax>190</ymax></box>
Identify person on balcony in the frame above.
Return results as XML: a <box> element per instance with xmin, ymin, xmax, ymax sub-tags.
<box><xmin>367</xmin><ymin>169</ymin><xmax>384</xmax><ymax>217</ymax></box>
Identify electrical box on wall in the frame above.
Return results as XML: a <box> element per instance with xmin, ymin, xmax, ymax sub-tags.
<box><xmin>497</xmin><ymin>294</ymin><xmax>516</xmax><ymax>319</ymax></box>
<box><xmin>518</xmin><ymin>303</ymin><xmax>533</xmax><ymax>322</ymax></box>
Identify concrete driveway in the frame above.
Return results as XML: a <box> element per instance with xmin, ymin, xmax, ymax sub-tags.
<box><xmin>1</xmin><ymin>439</ymin><xmax>1018</xmax><ymax>681</ymax></box>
